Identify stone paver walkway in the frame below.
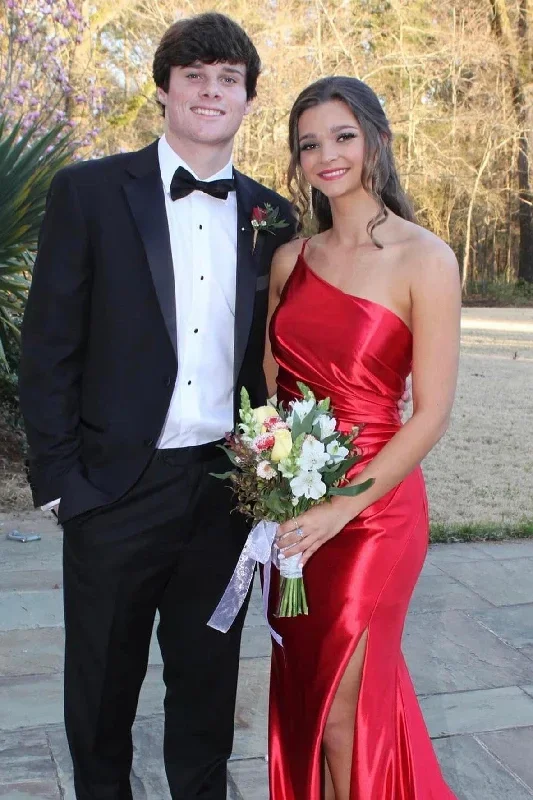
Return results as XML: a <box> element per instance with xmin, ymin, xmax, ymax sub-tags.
<box><xmin>1</xmin><ymin>512</ymin><xmax>533</xmax><ymax>799</ymax></box>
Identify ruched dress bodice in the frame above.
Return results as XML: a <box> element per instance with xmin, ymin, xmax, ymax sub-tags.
<box><xmin>272</xmin><ymin>250</ymin><xmax>412</xmax><ymax>465</ymax></box>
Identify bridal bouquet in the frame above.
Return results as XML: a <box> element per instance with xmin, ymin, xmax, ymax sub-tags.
<box><xmin>209</xmin><ymin>383</ymin><xmax>373</xmax><ymax>628</ymax></box>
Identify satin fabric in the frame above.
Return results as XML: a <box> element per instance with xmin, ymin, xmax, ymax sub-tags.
<box><xmin>267</xmin><ymin>245</ymin><xmax>457</xmax><ymax>799</ymax></box>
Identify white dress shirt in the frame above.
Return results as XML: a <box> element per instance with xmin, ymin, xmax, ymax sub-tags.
<box><xmin>42</xmin><ymin>136</ymin><xmax>238</xmax><ymax>510</ymax></box>
<box><xmin>157</xmin><ymin>135</ymin><xmax>237</xmax><ymax>448</ymax></box>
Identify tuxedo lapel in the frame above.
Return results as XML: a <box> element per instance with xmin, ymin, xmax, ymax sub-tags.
<box><xmin>124</xmin><ymin>142</ymin><xmax>177</xmax><ymax>357</ymax></box>
<box><xmin>234</xmin><ymin>171</ymin><xmax>262</xmax><ymax>384</ymax></box>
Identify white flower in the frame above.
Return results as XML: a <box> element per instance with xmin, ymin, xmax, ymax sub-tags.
<box><xmin>297</xmin><ymin>435</ymin><xmax>329</xmax><ymax>471</ymax></box>
<box><xmin>288</xmin><ymin>398</ymin><xmax>315</xmax><ymax>425</ymax></box>
<box><xmin>290</xmin><ymin>470</ymin><xmax>327</xmax><ymax>500</ymax></box>
<box><xmin>326</xmin><ymin>441</ymin><xmax>350</xmax><ymax>464</ymax></box>
<box><xmin>316</xmin><ymin>414</ymin><xmax>336</xmax><ymax>439</ymax></box>
<box><xmin>256</xmin><ymin>460</ymin><xmax>277</xmax><ymax>480</ymax></box>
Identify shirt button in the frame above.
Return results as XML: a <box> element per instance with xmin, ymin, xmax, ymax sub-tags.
<box><xmin>200</xmin><ymin>276</ymin><xmax>204</xmax><ymax>281</ymax></box>
<box><xmin>193</xmin><ymin>328</ymin><xmax>198</xmax><ymax>334</ymax></box>
<box><xmin>187</xmin><ymin>380</ymin><xmax>192</xmax><ymax>386</ymax></box>
<box><xmin>199</xmin><ymin>224</ymin><xmax>203</xmax><ymax>230</ymax></box>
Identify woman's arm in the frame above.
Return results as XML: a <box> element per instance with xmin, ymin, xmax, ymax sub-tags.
<box><xmin>277</xmin><ymin>240</ymin><xmax>461</xmax><ymax>565</ymax></box>
<box><xmin>264</xmin><ymin>239</ymin><xmax>303</xmax><ymax>398</ymax></box>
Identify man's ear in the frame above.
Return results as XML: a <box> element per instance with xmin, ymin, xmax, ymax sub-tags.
<box><xmin>243</xmin><ymin>98</ymin><xmax>254</xmax><ymax>117</ymax></box>
<box><xmin>157</xmin><ymin>88</ymin><xmax>167</xmax><ymax>106</ymax></box>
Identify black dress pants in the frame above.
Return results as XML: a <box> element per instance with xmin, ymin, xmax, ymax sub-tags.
<box><xmin>62</xmin><ymin>444</ymin><xmax>251</xmax><ymax>800</ymax></box>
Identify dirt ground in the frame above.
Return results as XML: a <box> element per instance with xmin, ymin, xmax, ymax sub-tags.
<box><xmin>1</xmin><ymin>308</ymin><xmax>532</xmax><ymax>526</ymax></box>
<box><xmin>422</xmin><ymin>308</ymin><xmax>533</xmax><ymax>525</ymax></box>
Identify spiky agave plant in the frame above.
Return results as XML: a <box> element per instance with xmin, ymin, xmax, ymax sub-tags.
<box><xmin>0</xmin><ymin>116</ymin><xmax>74</xmax><ymax>367</ymax></box>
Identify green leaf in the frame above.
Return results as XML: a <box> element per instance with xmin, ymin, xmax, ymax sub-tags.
<box><xmin>218</xmin><ymin>446</ymin><xmax>240</xmax><ymax>467</ymax></box>
<box><xmin>311</xmin><ymin>420</ymin><xmax>323</xmax><ymax>439</ymax></box>
<box><xmin>264</xmin><ymin>488</ymin><xmax>285</xmax><ymax>516</ymax></box>
<box><xmin>296</xmin><ymin>381</ymin><xmax>315</xmax><ymax>401</ymax></box>
<box><xmin>291</xmin><ymin>405</ymin><xmax>317</xmax><ymax>440</ymax></box>
<box><xmin>329</xmin><ymin>478</ymin><xmax>375</xmax><ymax>496</ymax></box>
<box><xmin>209</xmin><ymin>470</ymin><xmax>237</xmax><ymax>480</ymax></box>
<box><xmin>322</xmin><ymin>455</ymin><xmax>361</xmax><ymax>485</ymax></box>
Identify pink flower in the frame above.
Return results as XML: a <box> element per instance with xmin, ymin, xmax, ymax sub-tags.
<box><xmin>257</xmin><ymin>461</ymin><xmax>277</xmax><ymax>481</ymax></box>
<box><xmin>262</xmin><ymin>416</ymin><xmax>283</xmax><ymax>431</ymax></box>
<box><xmin>270</xmin><ymin>420</ymin><xmax>290</xmax><ymax>431</ymax></box>
<box><xmin>252</xmin><ymin>433</ymin><xmax>275</xmax><ymax>453</ymax></box>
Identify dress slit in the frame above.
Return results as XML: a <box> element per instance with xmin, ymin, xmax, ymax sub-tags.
<box><xmin>313</xmin><ymin>624</ymin><xmax>371</xmax><ymax>798</ymax></box>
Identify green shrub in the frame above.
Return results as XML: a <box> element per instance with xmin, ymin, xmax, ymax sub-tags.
<box><xmin>0</xmin><ymin>116</ymin><xmax>74</xmax><ymax>367</ymax></box>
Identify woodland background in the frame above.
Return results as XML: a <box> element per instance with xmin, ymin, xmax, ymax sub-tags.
<box><xmin>2</xmin><ymin>0</ymin><xmax>532</xmax><ymax>290</ymax></box>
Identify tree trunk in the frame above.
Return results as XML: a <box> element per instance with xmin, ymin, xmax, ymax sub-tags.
<box><xmin>489</xmin><ymin>0</ymin><xmax>533</xmax><ymax>281</ymax></box>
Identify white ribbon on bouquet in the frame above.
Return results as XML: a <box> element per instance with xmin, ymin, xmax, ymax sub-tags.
<box><xmin>208</xmin><ymin>519</ymin><xmax>301</xmax><ymax>647</ymax></box>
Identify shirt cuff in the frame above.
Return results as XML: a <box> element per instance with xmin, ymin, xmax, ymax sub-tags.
<box><xmin>41</xmin><ymin>499</ymin><xmax>60</xmax><ymax>512</ymax></box>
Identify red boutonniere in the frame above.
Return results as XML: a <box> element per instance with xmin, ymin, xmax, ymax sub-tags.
<box><xmin>251</xmin><ymin>203</ymin><xmax>289</xmax><ymax>253</ymax></box>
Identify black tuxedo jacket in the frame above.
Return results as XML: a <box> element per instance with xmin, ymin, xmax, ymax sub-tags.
<box><xmin>19</xmin><ymin>141</ymin><xmax>296</xmax><ymax>523</ymax></box>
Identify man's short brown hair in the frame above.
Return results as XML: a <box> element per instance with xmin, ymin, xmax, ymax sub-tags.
<box><xmin>153</xmin><ymin>12</ymin><xmax>261</xmax><ymax>113</ymax></box>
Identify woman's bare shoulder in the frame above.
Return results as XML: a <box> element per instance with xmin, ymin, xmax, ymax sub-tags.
<box><xmin>397</xmin><ymin>221</ymin><xmax>458</xmax><ymax>276</ymax></box>
<box><xmin>400</xmin><ymin>223</ymin><xmax>460</xmax><ymax>309</ymax></box>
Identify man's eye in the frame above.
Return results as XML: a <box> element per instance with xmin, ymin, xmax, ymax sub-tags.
<box><xmin>186</xmin><ymin>73</ymin><xmax>201</xmax><ymax>79</ymax></box>
<box><xmin>223</xmin><ymin>77</ymin><xmax>237</xmax><ymax>84</ymax></box>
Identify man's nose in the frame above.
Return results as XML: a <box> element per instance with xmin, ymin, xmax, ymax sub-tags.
<box><xmin>200</xmin><ymin>79</ymin><xmax>222</xmax><ymax>99</ymax></box>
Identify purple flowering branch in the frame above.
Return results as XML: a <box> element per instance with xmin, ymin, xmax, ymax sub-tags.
<box><xmin>0</xmin><ymin>0</ymin><xmax>106</xmax><ymax>150</ymax></box>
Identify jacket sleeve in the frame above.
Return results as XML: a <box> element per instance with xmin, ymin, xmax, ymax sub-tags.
<box><xmin>19</xmin><ymin>168</ymin><xmax>92</xmax><ymax>507</ymax></box>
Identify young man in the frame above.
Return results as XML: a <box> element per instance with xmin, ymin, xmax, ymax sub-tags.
<box><xmin>19</xmin><ymin>13</ymin><xmax>295</xmax><ymax>799</ymax></box>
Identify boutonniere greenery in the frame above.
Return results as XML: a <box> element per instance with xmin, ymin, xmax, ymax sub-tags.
<box><xmin>251</xmin><ymin>204</ymin><xmax>289</xmax><ymax>253</ymax></box>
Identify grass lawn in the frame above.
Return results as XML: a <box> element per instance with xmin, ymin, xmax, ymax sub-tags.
<box><xmin>421</xmin><ymin>307</ymin><xmax>533</xmax><ymax>541</ymax></box>
<box><xmin>2</xmin><ymin>308</ymin><xmax>533</xmax><ymax>543</ymax></box>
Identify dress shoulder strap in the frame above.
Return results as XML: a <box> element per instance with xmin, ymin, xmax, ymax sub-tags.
<box><xmin>300</xmin><ymin>237</ymin><xmax>311</xmax><ymax>257</ymax></box>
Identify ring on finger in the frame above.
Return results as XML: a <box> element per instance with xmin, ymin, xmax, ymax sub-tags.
<box><xmin>296</xmin><ymin>527</ymin><xmax>305</xmax><ymax>539</ymax></box>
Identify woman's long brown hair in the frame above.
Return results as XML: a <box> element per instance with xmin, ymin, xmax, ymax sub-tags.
<box><xmin>287</xmin><ymin>76</ymin><xmax>415</xmax><ymax>246</ymax></box>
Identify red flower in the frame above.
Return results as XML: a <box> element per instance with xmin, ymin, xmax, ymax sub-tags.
<box><xmin>251</xmin><ymin>206</ymin><xmax>268</xmax><ymax>224</ymax></box>
<box><xmin>252</xmin><ymin>433</ymin><xmax>276</xmax><ymax>452</ymax></box>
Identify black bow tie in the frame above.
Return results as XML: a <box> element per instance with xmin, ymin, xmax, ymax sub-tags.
<box><xmin>170</xmin><ymin>166</ymin><xmax>235</xmax><ymax>201</ymax></box>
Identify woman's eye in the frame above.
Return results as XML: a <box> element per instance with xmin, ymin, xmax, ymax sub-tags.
<box><xmin>300</xmin><ymin>143</ymin><xmax>318</xmax><ymax>151</ymax></box>
<box><xmin>338</xmin><ymin>132</ymin><xmax>356</xmax><ymax>142</ymax></box>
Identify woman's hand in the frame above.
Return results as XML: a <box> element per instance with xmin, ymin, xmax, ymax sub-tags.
<box><xmin>275</xmin><ymin>498</ymin><xmax>355</xmax><ymax>567</ymax></box>
<box><xmin>398</xmin><ymin>375</ymin><xmax>412</xmax><ymax>418</ymax></box>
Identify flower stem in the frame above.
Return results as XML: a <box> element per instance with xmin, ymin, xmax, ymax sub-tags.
<box><xmin>276</xmin><ymin>577</ymin><xmax>309</xmax><ymax>618</ymax></box>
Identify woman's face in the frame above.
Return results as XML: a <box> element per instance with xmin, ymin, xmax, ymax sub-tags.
<box><xmin>297</xmin><ymin>99</ymin><xmax>366</xmax><ymax>200</ymax></box>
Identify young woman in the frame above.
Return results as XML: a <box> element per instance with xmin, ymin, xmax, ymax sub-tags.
<box><xmin>264</xmin><ymin>76</ymin><xmax>460</xmax><ymax>799</ymax></box>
